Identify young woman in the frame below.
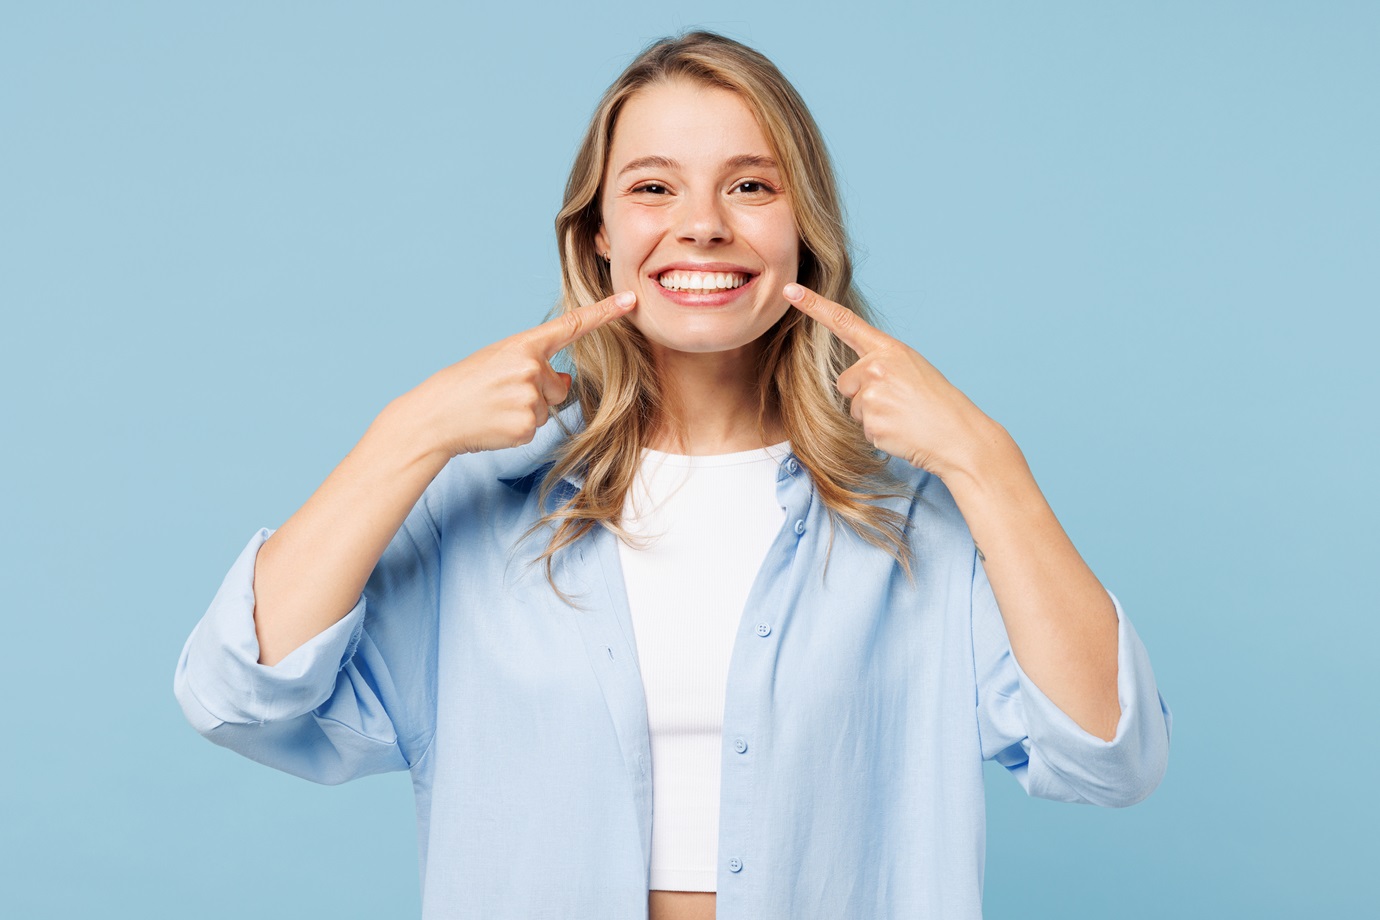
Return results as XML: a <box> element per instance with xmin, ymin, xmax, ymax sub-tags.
<box><xmin>175</xmin><ymin>30</ymin><xmax>1171</xmax><ymax>920</ymax></box>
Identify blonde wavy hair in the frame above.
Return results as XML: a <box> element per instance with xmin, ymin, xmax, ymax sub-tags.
<box><xmin>530</xmin><ymin>29</ymin><xmax>912</xmax><ymax>590</ymax></box>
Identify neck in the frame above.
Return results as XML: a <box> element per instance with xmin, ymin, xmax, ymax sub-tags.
<box><xmin>647</xmin><ymin>342</ymin><xmax>785</xmax><ymax>455</ymax></box>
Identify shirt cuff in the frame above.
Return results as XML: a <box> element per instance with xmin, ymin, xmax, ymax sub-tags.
<box><xmin>1010</xmin><ymin>589</ymin><xmax>1173</xmax><ymax>807</ymax></box>
<box><xmin>174</xmin><ymin>527</ymin><xmax>367</xmax><ymax>731</ymax></box>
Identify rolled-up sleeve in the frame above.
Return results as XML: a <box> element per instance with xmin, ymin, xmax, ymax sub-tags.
<box><xmin>972</xmin><ymin>548</ymin><xmax>1172</xmax><ymax>807</ymax></box>
<box><xmin>173</xmin><ymin>487</ymin><xmax>442</xmax><ymax>785</ymax></box>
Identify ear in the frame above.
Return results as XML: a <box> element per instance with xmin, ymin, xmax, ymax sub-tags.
<box><xmin>594</xmin><ymin>222</ymin><xmax>609</xmax><ymax>258</ymax></box>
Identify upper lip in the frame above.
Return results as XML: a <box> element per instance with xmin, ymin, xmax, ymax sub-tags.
<box><xmin>651</xmin><ymin>261</ymin><xmax>758</xmax><ymax>278</ymax></box>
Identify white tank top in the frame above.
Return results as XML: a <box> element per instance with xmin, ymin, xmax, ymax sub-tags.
<box><xmin>616</xmin><ymin>440</ymin><xmax>790</xmax><ymax>892</ymax></box>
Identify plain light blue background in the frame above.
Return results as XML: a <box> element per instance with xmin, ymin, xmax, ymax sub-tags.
<box><xmin>3</xmin><ymin>2</ymin><xmax>1375</xmax><ymax>916</ymax></box>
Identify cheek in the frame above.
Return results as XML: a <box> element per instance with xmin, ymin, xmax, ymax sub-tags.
<box><xmin>607</xmin><ymin>206</ymin><xmax>663</xmax><ymax>249</ymax></box>
<box><xmin>748</xmin><ymin>212</ymin><xmax>800</xmax><ymax>273</ymax></box>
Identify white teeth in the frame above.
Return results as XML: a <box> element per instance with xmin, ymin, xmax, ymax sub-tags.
<box><xmin>657</xmin><ymin>270</ymin><xmax>750</xmax><ymax>292</ymax></box>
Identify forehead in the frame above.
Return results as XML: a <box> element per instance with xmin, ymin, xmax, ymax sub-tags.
<box><xmin>607</xmin><ymin>79</ymin><xmax>776</xmax><ymax>172</ymax></box>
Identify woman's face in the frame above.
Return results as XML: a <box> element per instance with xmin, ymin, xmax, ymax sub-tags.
<box><xmin>595</xmin><ymin>79</ymin><xmax>800</xmax><ymax>360</ymax></box>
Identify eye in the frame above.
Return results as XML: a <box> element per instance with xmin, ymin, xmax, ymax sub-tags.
<box><xmin>630</xmin><ymin>182</ymin><xmax>670</xmax><ymax>195</ymax></box>
<box><xmin>733</xmin><ymin>179</ymin><xmax>780</xmax><ymax>197</ymax></box>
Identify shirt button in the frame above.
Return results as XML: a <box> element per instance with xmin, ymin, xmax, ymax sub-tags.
<box><xmin>793</xmin><ymin>519</ymin><xmax>806</xmax><ymax>535</ymax></box>
<box><xmin>785</xmin><ymin>458</ymin><xmax>799</xmax><ymax>475</ymax></box>
<box><xmin>734</xmin><ymin>737</ymin><xmax>748</xmax><ymax>753</ymax></box>
<box><xmin>728</xmin><ymin>857</ymin><xmax>743</xmax><ymax>872</ymax></box>
<box><xmin>756</xmin><ymin>622</ymin><xmax>771</xmax><ymax>637</ymax></box>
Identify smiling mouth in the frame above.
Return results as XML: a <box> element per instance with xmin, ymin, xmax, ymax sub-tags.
<box><xmin>656</xmin><ymin>270</ymin><xmax>754</xmax><ymax>293</ymax></box>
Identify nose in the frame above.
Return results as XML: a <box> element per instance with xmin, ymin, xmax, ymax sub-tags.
<box><xmin>675</xmin><ymin>189</ymin><xmax>731</xmax><ymax>246</ymax></box>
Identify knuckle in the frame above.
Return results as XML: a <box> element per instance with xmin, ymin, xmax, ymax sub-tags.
<box><xmin>506</xmin><ymin>413</ymin><xmax>539</xmax><ymax>445</ymax></box>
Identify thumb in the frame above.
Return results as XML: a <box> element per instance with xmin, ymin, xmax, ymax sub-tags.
<box><xmin>540</xmin><ymin>370</ymin><xmax>573</xmax><ymax>407</ymax></box>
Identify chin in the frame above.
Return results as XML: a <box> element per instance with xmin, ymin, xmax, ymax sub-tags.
<box><xmin>632</xmin><ymin>313</ymin><xmax>775</xmax><ymax>357</ymax></box>
<box><xmin>642</xmin><ymin>330</ymin><xmax>762</xmax><ymax>356</ymax></box>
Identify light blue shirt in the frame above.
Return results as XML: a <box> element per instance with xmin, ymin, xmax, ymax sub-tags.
<box><xmin>174</xmin><ymin>405</ymin><xmax>1171</xmax><ymax>919</ymax></box>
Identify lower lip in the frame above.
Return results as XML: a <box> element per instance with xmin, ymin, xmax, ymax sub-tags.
<box><xmin>651</xmin><ymin>274</ymin><xmax>758</xmax><ymax>307</ymax></box>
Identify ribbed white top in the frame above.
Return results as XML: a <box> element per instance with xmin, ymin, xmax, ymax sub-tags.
<box><xmin>617</xmin><ymin>441</ymin><xmax>790</xmax><ymax>892</ymax></box>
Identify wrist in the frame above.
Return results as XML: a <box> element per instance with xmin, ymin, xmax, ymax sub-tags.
<box><xmin>935</xmin><ymin>415</ymin><xmax>1025</xmax><ymax>493</ymax></box>
<box><xmin>375</xmin><ymin>390</ymin><xmax>456</xmax><ymax>468</ymax></box>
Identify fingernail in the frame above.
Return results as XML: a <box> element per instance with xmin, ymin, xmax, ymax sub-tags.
<box><xmin>615</xmin><ymin>291</ymin><xmax>635</xmax><ymax>307</ymax></box>
<box><xmin>783</xmin><ymin>283</ymin><xmax>803</xmax><ymax>300</ymax></box>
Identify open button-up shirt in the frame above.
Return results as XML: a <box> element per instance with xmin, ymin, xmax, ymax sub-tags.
<box><xmin>174</xmin><ymin>406</ymin><xmax>1172</xmax><ymax>919</ymax></box>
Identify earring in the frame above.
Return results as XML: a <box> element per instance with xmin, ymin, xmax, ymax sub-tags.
<box><xmin>602</xmin><ymin>252</ymin><xmax>611</xmax><ymax>262</ymax></box>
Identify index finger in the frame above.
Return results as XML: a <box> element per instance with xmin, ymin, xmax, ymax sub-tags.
<box><xmin>783</xmin><ymin>282</ymin><xmax>890</xmax><ymax>354</ymax></box>
<box><xmin>529</xmin><ymin>290</ymin><xmax>637</xmax><ymax>358</ymax></box>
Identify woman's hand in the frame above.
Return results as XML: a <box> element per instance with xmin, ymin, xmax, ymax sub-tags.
<box><xmin>403</xmin><ymin>291</ymin><xmax>637</xmax><ymax>459</ymax></box>
<box><xmin>783</xmin><ymin>282</ymin><xmax>1010</xmax><ymax>481</ymax></box>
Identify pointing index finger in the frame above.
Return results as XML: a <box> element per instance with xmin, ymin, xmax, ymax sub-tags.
<box><xmin>532</xmin><ymin>290</ymin><xmax>636</xmax><ymax>358</ymax></box>
<box><xmin>783</xmin><ymin>282</ymin><xmax>888</xmax><ymax>354</ymax></box>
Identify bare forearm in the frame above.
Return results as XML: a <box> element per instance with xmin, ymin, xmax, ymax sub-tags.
<box><xmin>941</xmin><ymin>422</ymin><xmax>1121</xmax><ymax>741</ymax></box>
<box><xmin>252</xmin><ymin>395</ymin><xmax>450</xmax><ymax>667</ymax></box>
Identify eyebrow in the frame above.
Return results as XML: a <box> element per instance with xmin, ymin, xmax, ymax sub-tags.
<box><xmin>616</xmin><ymin>154</ymin><xmax>779</xmax><ymax>177</ymax></box>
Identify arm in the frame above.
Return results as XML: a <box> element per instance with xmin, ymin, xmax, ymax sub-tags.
<box><xmin>783</xmin><ymin>282</ymin><xmax>1126</xmax><ymax>737</ymax></box>
<box><xmin>971</xmin><ymin>549</ymin><xmax>1172</xmax><ymax>807</ymax></box>
<box><xmin>172</xmin><ymin>292</ymin><xmax>637</xmax><ymax>783</ymax></box>
<box><xmin>172</xmin><ymin>394</ymin><xmax>453</xmax><ymax>783</ymax></box>
<box><xmin>252</xmin><ymin>397</ymin><xmax>450</xmax><ymax>666</ymax></box>
<box><xmin>942</xmin><ymin>424</ymin><xmax>1120</xmax><ymax>740</ymax></box>
<box><xmin>250</xmin><ymin>288</ymin><xmax>636</xmax><ymax>665</ymax></box>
